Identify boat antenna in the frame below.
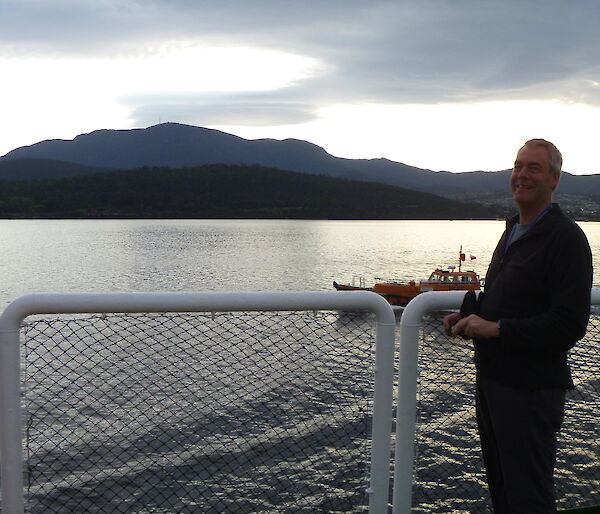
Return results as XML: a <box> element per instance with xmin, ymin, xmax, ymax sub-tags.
<box><xmin>459</xmin><ymin>245</ymin><xmax>463</xmax><ymax>272</ymax></box>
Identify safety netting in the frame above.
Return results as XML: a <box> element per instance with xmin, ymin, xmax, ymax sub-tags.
<box><xmin>16</xmin><ymin>310</ymin><xmax>600</xmax><ymax>512</ymax></box>
<box><xmin>21</xmin><ymin>311</ymin><xmax>376</xmax><ymax>513</ymax></box>
<box><xmin>412</xmin><ymin>312</ymin><xmax>600</xmax><ymax>513</ymax></box>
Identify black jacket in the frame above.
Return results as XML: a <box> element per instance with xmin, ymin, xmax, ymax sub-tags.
<box><xmin>471</xmin><ymin>204</ymin><xmax>592</xmax><ymax>389</ymax></box>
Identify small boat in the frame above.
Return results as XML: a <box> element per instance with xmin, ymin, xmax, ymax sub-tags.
<box><xmin>333</xmin><ymin>247</ymin><xmax>481</xmax><ymax>307</ymax></box>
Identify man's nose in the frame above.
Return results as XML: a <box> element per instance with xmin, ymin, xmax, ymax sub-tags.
<box><xmin>514</xmin><ymin>167</ymin><xmax>530</xmax><ymax>178</ymax></box>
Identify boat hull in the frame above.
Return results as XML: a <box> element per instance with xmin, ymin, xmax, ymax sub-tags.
<box><xmin>332</xmin><ymin>281</ymin><xmax>374</xmax><ymax>293</ymax></box>
<box><xmin>334</xmin><ymin>280</ymin><xmax>479</xmax><ymax>306</ymax></box>
<box><xmin>378</xmin><ymin>282</ymin><xmax>479</xmax><ymax>306</ymax></box>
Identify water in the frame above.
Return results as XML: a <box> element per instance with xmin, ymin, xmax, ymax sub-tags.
<box><xmin>1</xmin><ymin>219</ymin><xmax>599</xmax><ymax>512</ymax></box>
<box><xmin>3</xmin><ymin>218</ymin><xmax>600</xmax><ymax>308</ymax></box>
<box><xmin>22</xmin><ymin>311</ymin><xmax>376</xmax><ymax>513</ymax></box>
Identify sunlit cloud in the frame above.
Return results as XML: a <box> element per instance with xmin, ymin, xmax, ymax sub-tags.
<box><xmin>0</xmin><ymin>44</ymin><xmax>321</xmax><ymax>149</ymax></box>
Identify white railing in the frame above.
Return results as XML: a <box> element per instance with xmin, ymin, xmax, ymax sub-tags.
<box><xmin>0</xmin><ymin>291</ymin><xmax>396</xmax><ymax>514</ymax></box>
<box><xmin>5</xmin><ymin>289</ymin><xmax>597</xmax><ymax>513</ymax></box>
<box><xmin>393</xmin><ymin>290</ymin><xmax>467</xmax><ymax>514</ymax></box>
<box><xmin>393</xmin><ymin>288</ymin><xmax>600</xmax><ymax>514</ymax></box>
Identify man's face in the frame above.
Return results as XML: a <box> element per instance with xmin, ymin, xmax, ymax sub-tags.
<box><xmin>511</xmin><ymin>145</ymin><xmax>559</xmax><ymax>210</ymax></box>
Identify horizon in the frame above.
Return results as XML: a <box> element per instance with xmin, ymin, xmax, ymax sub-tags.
<box><xmin>3</xmin><ymin>121</ymin><xmax>598</xmax><ymax>177</ymax></box>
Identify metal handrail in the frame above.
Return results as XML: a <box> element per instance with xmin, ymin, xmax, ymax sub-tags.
<box><xmin>0</xmin><ymin>291</ymin><xmax>396</xmax><ymax>514</ymax></box>
<box><xmin>393</xmin><ymin>288</ymin><xmax>600</xmax><ymax>514</ymax></box>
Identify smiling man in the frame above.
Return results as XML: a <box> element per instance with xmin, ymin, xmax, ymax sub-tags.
<box><xmin>511</xmin><ymin>142</ymin><xmax>561</xmax><ymax>223</ymax></box>
<box><xmin>444</xmin><ymin>139</ymin><xmax>593</xmax><ymax>513</ymax></box>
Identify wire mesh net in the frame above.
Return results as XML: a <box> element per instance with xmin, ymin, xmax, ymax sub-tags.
<box><xmin>412</xmin><ymin>312</ymin><xmax>600</xmax><ymax>513</ymax></box>
<box><xmin>21</xmin><ymin>311</ymin><xmax>377</xmax><ymax>513</ymax></box>
<box><xmin>17</xmin><ymin>309</ymin><xmax>600</xmax><ymax>513</ymax></box>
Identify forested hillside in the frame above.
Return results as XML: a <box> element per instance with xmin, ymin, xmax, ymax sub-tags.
<box><xmin>0</xmin><ymin>163</ymin><xmax>499</xmax><ymax>219</ymax></box>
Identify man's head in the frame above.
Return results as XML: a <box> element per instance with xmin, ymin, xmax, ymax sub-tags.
<box><xmin>511</xmin><ymin>139</ymin><xmax>562</xmax><ymax>214</ymax></box>
<box><xmin>521</xmin><ymin>139</ymin><xmax>563</xmax><ymax>175</ymax></box>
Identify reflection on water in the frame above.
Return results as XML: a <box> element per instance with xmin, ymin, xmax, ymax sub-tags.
<box><xmin>3</xmin><ymin>218</ymin><xmax>600</xmax><ymax>308</ymax></box>
<box><xmin>1</xmin><ymin>219</ymin><xmax>599</xmax><ymax>511</ymax></box>
<box><xmin>23</xmin><ymin>311</ymin><xmax>375</xmax><ymax>513</ymax></box>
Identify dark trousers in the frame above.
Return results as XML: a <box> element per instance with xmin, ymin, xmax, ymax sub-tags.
<box><xmin>476</xmin><ymin>375</ymin><xmax>566</xmax><ymax>514</ymax></box>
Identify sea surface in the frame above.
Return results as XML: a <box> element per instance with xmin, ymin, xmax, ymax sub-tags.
<box><xmin>3</xmin><ymin>218</ymin><xmax>600</xmax><ymax>307</ymax></box>
<box><xmin>1</xmin><ymin>219</ymin><xmax>599</xmax><ymax>512</ymax></box>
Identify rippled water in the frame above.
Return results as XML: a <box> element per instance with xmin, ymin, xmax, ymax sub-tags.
<box><xmin>22</xmin><ymin>311</ymin><xmax>376</xmax><ymax>513</ymax></box>
<box><xmin>1</xmin><ymin>219</ymin><xmax>598</xmax><ymax>512</ymax></box>
<box><xmin>2</xmin><ymin>218</ymin><xmax>600</xmax><ymax>306</ymax></box>
<box><xmin>3</xmin><ymin>218</ymin><xmax>600</xmax><ymax>308</ymax></box>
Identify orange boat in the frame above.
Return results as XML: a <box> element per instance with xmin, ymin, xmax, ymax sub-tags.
<box><xmin>333</xmin><ymin>247</ymin><xmax>481</xmax><ymax>307</ymax></box>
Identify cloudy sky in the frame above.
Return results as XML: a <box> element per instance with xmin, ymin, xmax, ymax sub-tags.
<box><xmin>1</xmin><ymin>0</ymin><xmax>599</xmax><ymax>174</ymax></box>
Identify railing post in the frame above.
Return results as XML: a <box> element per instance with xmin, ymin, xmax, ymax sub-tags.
<box><xmin>0</xmin><ymin>290</ymin><xmax>396</xmax><ymax>514</ymax></box>
<box><xmin>0</xmin><ymin>326</ymin><xmax>25</xmax><ymax>514</ymax></box>
<box><xmin>392</xmin><ymin>314</ymin><xmax>421</xmax><ymax>514</ymax></box>
<box><xmin>368</xmin><ymin>316</ymin><xmax>397</xmax><ymax>513</ymax></box>
<box><xmin>392</xmin><ymin>291</ymin><xmax>466</xmax><ymax>514</ymax></box>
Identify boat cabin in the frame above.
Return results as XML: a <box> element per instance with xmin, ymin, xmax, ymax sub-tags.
<box><xmin>426</xmin><ymin>269</ymin><xmax>479</xmax><ymax>284</ymax></box>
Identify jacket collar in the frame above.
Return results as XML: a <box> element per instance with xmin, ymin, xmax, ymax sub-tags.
<box><xmin>502</xmin><ymin>203</ymin><xmax>562</xmax><ymax>249</ymax></box>
<box><xmin>506</xmin><ymin>203</ymin><xmax>561</xmax><ymax>232</ymax></box>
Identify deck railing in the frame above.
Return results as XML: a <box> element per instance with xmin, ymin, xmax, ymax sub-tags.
<box><xmin>1</xmin><ymin>289</ymin><xmax>598</xmax><ymax>513</ymax></box>
<box><xmin>0</xmin><ymin>291</ymin><xmax>395</xmax><ymax>513</ymax></box>
<box><xmin>396</xmin><ymin>289</ymin><xmax>600</xmax><ymax>513</ymax></box>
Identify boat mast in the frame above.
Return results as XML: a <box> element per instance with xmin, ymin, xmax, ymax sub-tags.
<box><xmin>459</xmin><ymin>245</ymin><xmax>462</xmax><ymax>272</ymax></box>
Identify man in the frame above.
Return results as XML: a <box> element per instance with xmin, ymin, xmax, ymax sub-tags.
<box><xmin>443</xmin><ymin>139</ymin><xmax>592</xmax><ymax>513</ymax></box>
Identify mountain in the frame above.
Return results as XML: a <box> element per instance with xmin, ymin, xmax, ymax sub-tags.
<box><xmin>2</xmin><ymin>123</ymin><xmax>599</xmax><ymax>217</ymax></box>
<box><xmin>1</xmin><ymin>123</ymin><xmax>368</xmax><ymax>176</ymax></box>
<box><xmin>0</xmin><ymin>164</ymin><xmax>497</xmax><ymax>219</ymax></box>
<box><xmin>0</xmin><ymin>123</ymin><xmax>499</xmax><ymax>193</ymax></box>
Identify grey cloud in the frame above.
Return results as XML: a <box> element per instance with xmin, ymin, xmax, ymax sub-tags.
<box><xmin>122</xmin><ymin>93</ymin><xmax>317</xmax><ymax>127</ymax></box>
<box><xmin>2</xmin><ymin>0</ymin><xmax>600</xmax><ymax>109</ymax></box>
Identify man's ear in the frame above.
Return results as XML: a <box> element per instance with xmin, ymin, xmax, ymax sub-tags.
<box><xmin>551</xmin><ymin>171</ymin><xmax>561</xmax><ymax>191</ymax></box>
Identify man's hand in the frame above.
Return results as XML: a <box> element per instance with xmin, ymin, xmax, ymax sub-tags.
<box><xmin>450</xmin><ymin>314</ymin><xmax>500</xmax><ymax>339</ymax></box>
<box><xmin>443</xmin><ymin>312</ymin><xmax>463</xmax><ymax>336</ymax></box>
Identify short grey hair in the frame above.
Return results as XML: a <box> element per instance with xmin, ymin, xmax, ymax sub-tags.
<box><xmin>522</xmin><ymin>139</ymin><xmax>563</xmax><ymax>175</ymax></box>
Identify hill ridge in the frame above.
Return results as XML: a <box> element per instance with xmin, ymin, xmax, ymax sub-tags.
<box><xmin>1</xmin><ymin>123</ymin><xmax>599</xmax><ymax>218</ymax></box>
<box><xmin>0</xmin><ymin>163</ymin><xmax>499</xmax><ymax>220</ymax></box>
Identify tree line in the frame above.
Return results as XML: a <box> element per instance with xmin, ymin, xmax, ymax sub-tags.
<box><xmin>0</xmin><ymin>163</ymin><xmax>501</xmax><ymax>219</ymax></box>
